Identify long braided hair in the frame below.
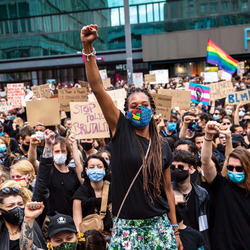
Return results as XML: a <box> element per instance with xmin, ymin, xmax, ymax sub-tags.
<box><xmin>124</xmin><ymin>88</ymin><xmax>163</xmax><ymax>202</ymax></box>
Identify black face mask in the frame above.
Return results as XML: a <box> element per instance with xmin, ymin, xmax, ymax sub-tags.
<box><xmin>172</xmin><ymin>168</ymin><xmax>189</xmax><ymax>183</ymax></box>
<box><xmin>175</xmin><ymin>204</ymin><xmax>187</xmax><ymax>223</ymax></box>
<box><xmin>22</xmin><ymin>143</ymin><xmax>30</xmax><ymax>152</ymax></box>
<box><xmin>1</xmin><ymin>206</ymin><xmax>24</xmax><ymax>226</ymax></box>
<box><xmin>81</xmin><ymin>142</ymin><xmax>93</xmax><ymax>151</ymax></box>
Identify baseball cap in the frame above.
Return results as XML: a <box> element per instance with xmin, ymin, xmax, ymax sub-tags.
<box><xmin>231</xmin><ymin>134</ymin><xmax>244</xmax><ymax>144</ymax></box>
<box><xmin>48</xmin><ymin>213</ymin><xmax>77</xmax><ymax>238</ymax></box>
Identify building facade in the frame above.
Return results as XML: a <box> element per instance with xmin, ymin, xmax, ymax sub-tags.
<box><xmin>0</xmin><ymin>0</ymin><xmax>250</xmax><ymax>88</ymax></box>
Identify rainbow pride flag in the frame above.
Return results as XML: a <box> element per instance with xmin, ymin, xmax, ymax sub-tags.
<box><xmin>207</xmin><ymin>39</ymin><xmax>238</xmax><ymax>75</ymax></box>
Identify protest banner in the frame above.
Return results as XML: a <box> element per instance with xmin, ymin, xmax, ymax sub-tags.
<box><xmin>189</xmin><ymin>82</ymin><xmax>210</xmax><ymax>105</ymax></box>
<box><xmin>158</xmin><ymin>89</ymin><xmax>191</xmax><ymax>109</ymax></box>
<box><xmin>152</xmin><ymin>94</ymin><xmax>172</xmax><ymax>120</ymax></box>
<box><xmin>70</xmin><ymin>102</ymin><xmax>110</xmax><ymax>139</ymax></box>
<box><xmin>88</xmin><ymin>88</ymin><xmax>126</xmax><ymax>112</ymax></box>
<box><xmin>209</xmin><ymin>81</ymin><xmax>234</xmax><ymax>100</ymax></box>
<box><xmin>227</xmin><ymin>89</ymin><xmax>250</xmax><ymax>105</ymax></box>
<box><xmin>144</xmin><ymin>74</ymin><xmax>156</xmax><ymax>83</ymax></box>
<box><xmin>149</xmin><ymin>70</ymin><xmax>169</xmax><ymax>84</ymax></box>
<box><xmin>99</xmin><ymin>69</ymin><xmax>108</xmax><ymax>79</ymax></box>
<box><xmin>133</xmin><ymin>73</ymin><xmax>143</xmax><ymax>88</ymax></box>
<box><xmin>202</xmin><ymin>72</ymin><xmax>218</xmax><ymax>83</ymax></box>
<box><xmin>31</xmin><ymin>84</ymin><xmax>52</xmax><ymax>98</ymax></box>
<box><xmin>220</xmin><ymin>70</ymin><xmax>232</xmax><ymax>81</ymax></box>
<box><xmin>26</xmin><ymin>98</ymin><xmax>60</xmax><ymax>127</ymax></box>
<box><xmin>0</xmin><ymin>102</ymin><xmax>13</xmax><ymax>114</ymax></box>
<box><xmin>102</xmin><ymin>78</ymin><xmax>111</xmax><ymax>89</ymax></box>
<box><xmin>58</xmin><ymin>88</ymin><xmax>88</xmax><ymax>112</ymax></box>
<box><xmin>7</xmin><ymin>83</ymin><xmax>24</xmax><ymax>108</ymax></box>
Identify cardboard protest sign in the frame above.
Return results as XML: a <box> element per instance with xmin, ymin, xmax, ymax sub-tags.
<box><xmin>70</xmin><ymin>102</ymin><xmax>110</xmax><ymax>139</ymax></box>
<box><xmin>158</xmin><ymin>89</ymin><xmax>191</xmax><ymax>109</ymax></box>
<box><xmin>189</xmin><ymin>82</ymin><xmax>210</xmax><ymax>105</ymax></box>
<box><xmin>78</xmin><ymin>80</ymin><xmax>89</xmax><ymax>88</ymax></box>
<box><xmin>145</xmin><ymin>74</ymin><xmax>156</xmax><ymax>83</ymax></box>
<box><xmin>202</xmin><ymin>72</ymin><xmax>218</xmax><ymax>83</ymax></box>
<box><xmin>220</xmin><ymin>71</ymin><xmax>232</xmax><ymax>81</ymax></box>
<box><xmin>102</xmin><ymin>78</ymin><xmax>111</xmax><ymax>89</ymax></box>
<box><xmin>149</xmin><ymin>70</ymin><xmax>169</xmax><ymax>84</ymax></box>
<box><xmin>26</xmin><ymin>98</ymin><xmax>60</xmax><ymax>127</ymax></box>
<box><xmin>209</xmin><ymin>81</ymin><xmax>234</xmax><ymax>100</ymax></box>
<box><xmin>0</xmin><ymin>102</ymin><xmax>13</xmax><ymax>114</ymax></box>
<box><xmin>7</xmin><ymin>83</ymin><xmax>24</xmax><ymax>108</ymax></box>
<box><xmin>88</xmin><ymin>88</ymin><xmax>126</xmax><ymax>113</ymax></box>
<box><xmin>132</xmin><ymin>73</ymin><xmax>143</xmax><ymax>88</ymax></box>
<box><xmin>31</xmin><ymin>84</ymin><xmax>52</xmax><ymax>98</ymax></box>
<box><xmin>99</xmin><ymin>69</ymin><xmax>108</xmax><ymax>79</ymax></box>
<box><xmin>58</xmin><ymin>88</ymin><xmax>88</xmax><ymax>112</ymax></box>
<box><xmin>152</xmin><ymin>94</ymin><xmax>172</xmax><ymax>120</ymax></box>
<box><xmin>228</xmin><ymin>90</ymin><xmax>250</xmax><ymax>105</ymax></box>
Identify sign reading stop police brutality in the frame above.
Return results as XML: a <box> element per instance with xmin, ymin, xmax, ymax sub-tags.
<box><xmin>189</xmin><ymin>82</ymin><xmax>210</xmax><ymax>105</ymax></box>
<box><xmin>70</xmin><ymin>102</ymin><xmax>110</xmax><ymax>139</ymax></box>
<box><xmin>7</xmin><ymin>83</ymin><xmax>24</xmax><ymax>108</ymax></box>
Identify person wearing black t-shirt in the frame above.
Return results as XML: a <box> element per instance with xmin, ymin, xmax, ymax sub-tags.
<box><xmin>202</xmin><ymin>121</ymin><xmax>250</xmax><ymax>250</ymax></box>
<box><xmin>32</xmin><ymin>130</ymin><xmax>80</xmax><ymax>226</ymax></box>
<box><xmin>81</xmin><ymin>24</ymin><xmax>181</xmax><ymax>249</ymax></box>
<box><xmin>171</xmin><ymin>150</ymin><xmax>210</xmax><ymax>249</ymax></box>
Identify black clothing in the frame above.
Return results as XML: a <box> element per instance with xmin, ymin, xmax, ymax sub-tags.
<box><xmin>73</xmin><ymin>181</ymin><xmax>113</xmax><ymax>232</ymax></box>
<box><xmin>0</xmin><ymin>219</ymin><xmax>46</xmax><ymax>250</ymax></box>
<box><xmin>9</xmin><ymin>239</ymin><xmax>19</xmax><ymax>250</ymax></box>
<box><xmin>111</xmin><ymin>112</ymin><xmax>173</xmax><ymax>219</ymax></box>
<box><xmin>213</xmin><ymin>144</ymin><xmax>225</xmax><ymax>167</ymax></box>
<box><xmin>32</xmin><ymin>157</ymin><xmax>80</xmax><ymax>225</ymax></box>
<box><xmin>183</xmin><ymin>187</ymin><xmax>199</xmax><ymax>230</ymax></box>
<box><xmin>180</xmin><ymin>226</ymin><xmax>205</xmax><ymax>250</ymax></box>
<box><xmin>209</xmin><ymin>173</ymin><xmax>250</xmax><ymax>250</ymax></box>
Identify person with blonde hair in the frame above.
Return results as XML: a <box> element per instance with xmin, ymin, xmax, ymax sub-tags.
<box><xmin>0</xmin><ymin>136</ymin><xmax>11</xmax><ymax>168</ymax></box>
<box><xmin>0</xmin><ymin>164</ymin><xmax>9</xmax><ymax>185</ymax></box>
<box><xmin>10</xmin><ymin>159</ymin><xmax>36</xmax><ymax>190</ymax></box>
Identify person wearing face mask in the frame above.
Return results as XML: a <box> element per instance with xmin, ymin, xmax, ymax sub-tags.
<box><xmin>212</xmin><ymin>108</ymin><xmax>226</xmax><ymax>123</ymax></box>
<box><xmin>81</xmin><ymin>25</ymin><xmax>180</xmax><ymax>249</ymax></box>
<box><xmin>32</xmin><ymin>130</ymin><xmax>80</xmax><ymax>227</ymax></box>
<box><xmin>202</xmin><ymin>121</ymin><xmax>250</xmax><ymax>250</ymax></box>
<box><xmin>80</xmin><ymin>138</ymin><xmax>97</xmax><ymax>161</ymax></box>
<box><xmin>72</xmin><ymin>154</ymin><xmax>112</xmax><ymax>234</ymax></box>
<box><xmin>0</xmin><ymin>185</ymin><xmax>46</xmax><ymax>250</ymax></box>
<box><xmin>0</xmin><ymin>136</ymin><xmax>11</xmax><ymax>169</ymax></box>
<box><xmin>171</xmin><ymin>150</ymin><xmax>210</xmax><ymax>249</ymax></box>
<box><xmin>174</xmin><ymin>191</ymin><xmax>205</xmax><ymax>250</ymax></box>
<box><xmin>160</xmin><ymin>115</ymin><xmax>179</xmax><ymax>140</ymax></box>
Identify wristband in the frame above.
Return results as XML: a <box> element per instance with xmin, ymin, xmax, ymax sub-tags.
<box><xmin>171</xmin><ymin>224</ymin><xmax>179</xmax><ymax>228</ymax></box>
<box><xmin>204</xmin><ymin>137</ymin><xmax>213</xmax><ymax>142</ymax></box>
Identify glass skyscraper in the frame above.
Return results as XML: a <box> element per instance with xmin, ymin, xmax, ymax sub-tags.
<box><xmin>0</xmin><ymin>0</ymin><xmax>249</xmax><ymax>86</ymax></box>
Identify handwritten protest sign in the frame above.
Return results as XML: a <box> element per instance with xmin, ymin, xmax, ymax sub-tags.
<box><xmin>88</xmin><ymin>88</ymin><xmax>126</xmax><ymax>113</ymax></box>
<box><xmin>145</xmin><ymin>74</ymin><xmax>156</xmax><ymax>83</ymax></box>
<box><xmin>26</xmin><ymin>98</ymin><xmax>60</xmax><ymax>127</ymax></box>
<box><xmin>209</xmin><ymin>81</ymin><xmax>234</xmax><ymax>100</ymax></box>
<box><xmin>149</xmin><ymin>70</ymin><xmax>169</xmax><ymax>84</ymax></box>
<box><xmin>152</xmin><ymin>94</ymin><xmax>172</xmax><ymax>120</ymax></box>
<box><xmin>102</xmin><ymin>78</ymin><xmax>111</xmax><ymax>89</ymax></box>
<box><xmin>189</xmin><ymin>82</ymin><xmax>210</xmax><ymax>105</ymax></box>
<box><xmin>7</xmin><ymin>83</ymin><xmax>24</xmax><ymax>108</ymax></box>
<box><xmin>99</xmin><ymin>69</ymin><xmax>108</xmax><ymax>79</ymax></box>
<box><xmin>228</xmin><ymin>89</ymin><xmax>250</xmax><ymax>105</ymax></box>
<box><xmin>202</xmin><ymin>72</ymin><xmax>218</xmax><ymax>83</ymax></box>
<box><xmin>133</xmin><ymin>73</ymin><xmax>143</xmax><ymax>88</ymax></box>
<box><xmin>31</xmin><ymin>84</ymin><xmax>52</xmax><ymax>98</ymax></box>
<box><xmin>70</xmin><ymin>102</ymin><xmax>110</xmax><ymax>139</ymax></box>
<box><xmin>78</xmin><ymin>80</ymin><xmax>89</xmax><ymax>88</ymax></box>
<box><xmin>0</xmin><ymin>102</ymin><xmax>13</xmax><ymax>114</ymax></box>
<box><xmin>58</xmin><ymin>88</ymin><xmax>88</xmax><ymax>112</ymax></box>
<box><xmin>158</xmin><ymin>89</ymin><xmax>191</xmax><ymax>109</ymax></box>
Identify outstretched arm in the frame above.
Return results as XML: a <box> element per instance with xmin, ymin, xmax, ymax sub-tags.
<box><xmin>81</xmin><ymin>25</ymin><xmax>120</xmax><ymax>137</ymax></box>
<box><xmin>201</xmin><ymin>121</ymin><xmax>219</xmax><ymax>184</ymax></box>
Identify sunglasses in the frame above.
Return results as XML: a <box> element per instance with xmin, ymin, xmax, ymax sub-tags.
<box><xmin>170</xmin><ymin>164</ymin><xmax>185</xmax><ymax>171</ymax></box>
<box><xmin>0</xmin><ymin>187</ymin><xmax>21</xmax><ymax>194</ymax></box>
<box><xmin>13</xmin><ymin>155</ymin><xmax>26</xmax><ymax>164</ymax></box>
<box><xmin>223</xmin><ymin>123</ymin><xmax>231</xmax><ymax>126</ymax></box>
<box><xmin>227</xmin><ymin>165</ymin><xmax>244</xmax><ymax>172</ymax></box>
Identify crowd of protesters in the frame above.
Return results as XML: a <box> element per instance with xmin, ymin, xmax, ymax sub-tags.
<box><xmin>0</xmin><ymin>24</ymin><xmax>249</xmax><ymax>250</ymax></box>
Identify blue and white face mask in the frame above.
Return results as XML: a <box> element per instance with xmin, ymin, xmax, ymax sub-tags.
<box><xmin>87</xmin><ymin>168</ymin><xmax>106</xmax><ymax>182</ymax></box>
<box><xmin>167</xmin><ymin>122</ymin><xmax>177</xmax><ymax>132</ymax></box>
<box><xmin>126</xmin><ymin>106</ymin><xmax>153</xmax><ymax>128</ymax></box>
<box><xmin>228</xmin><ymin>171</ymin><xmax>245</xmax><ymax>184</ymax></box>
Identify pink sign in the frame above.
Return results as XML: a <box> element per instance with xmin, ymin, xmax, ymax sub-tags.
<box><xmin>7</xmin><ymin>83</ymin><xmax>24</xmax><ymax>108</ymax></box>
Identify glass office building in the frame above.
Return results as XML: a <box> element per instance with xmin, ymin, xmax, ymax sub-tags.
<box><xmin>0</xmin><ymin>0</ymin><xmax>250</xmax><ymax>86</ymax></box>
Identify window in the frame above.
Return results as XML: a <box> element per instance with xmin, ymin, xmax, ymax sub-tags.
<box><xmin>111</xmin><ymin>8</ymin><xmax>119</xmax><ymax>26</ymax></box>
<box><xmin>139</xmin><ymin>5</ymin><xmax>147</xmax><ymax>23</ymax></box>
<box><xmin>130</xmin><ymin>6</ymin><xmax>138</xmax><ymax>24</ymax></box>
